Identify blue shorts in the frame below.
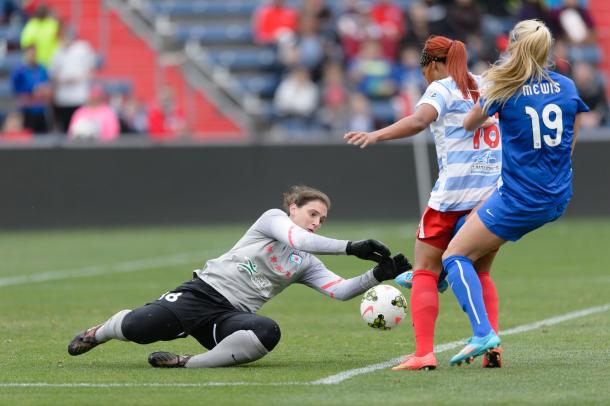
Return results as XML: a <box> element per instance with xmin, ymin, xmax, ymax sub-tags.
<box><xmin>477</xmin><ymin>189</ymin><xmax>569</xmax><ymax>241</ymax></box>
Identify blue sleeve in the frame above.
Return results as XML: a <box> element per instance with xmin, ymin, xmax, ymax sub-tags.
<box><xmin>10</xmin><ymin>68</ymin><xmax>25</xmax><ymax>94</ymax></box>
<box><xmin>40</xmin><ymin>66</ymin><xmax>49</xmax><ymax>83</ymax></box>
<box><xmin>480</xmin><ymin>97</ymin><xmax>499</xmax><ymax>116</ymax></box>
<box><xmin>576</xmin><ymin>96</ymin><xmax>589</xmax><ymax>113</ymax></box>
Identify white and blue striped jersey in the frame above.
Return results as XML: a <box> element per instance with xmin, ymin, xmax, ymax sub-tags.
<box><xmin>415</xmin><ymin>75</ymin><xmax>502</xmax><ymax>212</ymax></box>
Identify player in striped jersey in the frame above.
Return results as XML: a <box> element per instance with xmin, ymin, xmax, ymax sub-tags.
<box><xmin>68</xmin><ymin>185</ymin><xmax>411</xmax><ymax>368</ymax></box>
<box><xmin>443</xmin><ymin>20</ymin><xmax>589</xmax><ymax>366</ymax></box>
<box><xmin>344</xmin><ymin>35</ymin><xmax>503</xmax><ymax>370</ymax></box>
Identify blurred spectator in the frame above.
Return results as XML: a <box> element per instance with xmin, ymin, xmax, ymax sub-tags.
<box><xmin>1</xmin><ymin>111</ymin><xmax>32</xmax><ymax>140</ymax></box>
<box><xmin>253</xmin><ymin>0</ymin><xmax>299</xmax><ymax>45</ymax></box>
<box><xmin>348</xmin><ymin>39</ymin><xmax>399</xmax><ymax>99</ymax></box>
<box><xmin>571</xmin><ymin>61</ymin><xmax>609</xmax><ymax>128</ymax></box>
<box><xmin>370</xmin><ymin>0</ymin><xmax>406</xmax><ymax>60</ymax></box>
<box><xmin>1</xmin><ymin>0</ymin><xmax>23</xmax><ymax>24</ymax></box>
<box><xmin>319</xmin><ymin>62</ymin><xmax>349</xmax><ymax>132</ymax></box>
<box><xmin>117</xmin><ymin>94</ymin><xmax>148</xmax><ymax>134</ymax></box>
<box><xmin>273</xmin><ymin>67</ymin><xmax>319</xmax><ymax>131</ymax></box>
<box><xmin>446</xmin><ymin>0</ymin><xmax>482</xmax><ymax>43</ymax></box>
<box><xmin>147</xmin><ymin>86</ymin><xmax>187</xmax><ymax>140</ymax></box>
<box><xmin>517</xmin><ymin>0</ymin><xmax>550</xmax><ymax>24</ymax></box>
<box><xmin>49</xmin><ymin>25</ymin><xmax>96</xmax><ymax>133</ymax></box>
<box><xmin>22</xmin><ymin>0</ymin><xmax>43</xmax><ymax>17</ymax></box>
<box><xmin>301</xmin><ymin>0</ymin><xmax>334</xmax><ymax>36</ymax></box>
<box><xmin>68</xmin><ymin>84</ymin><xmax>119</xmax><ymax>141</ymax></box>
<box><xmin>397</xmin><ymin>45</ymin><xmax>426</xmax><ymax>93</ymax></box>
<box><xmin>19</xmin><ymin>4</ymin><xmax>59</xmax><ymax>67</ymax></box>
<box><xmin>336</xmin><ymin>0</ymin><xmax>382</xmax><ymax>61</ymax></box>
<box><xmin>347</xmin><ymin>92</ymin><xmax>374</xmax><ymax>133</ymax></box>
<box><xmin>393</xmin><ymin>45</ymin><xmax>426</xmax><ymax>118</ymax></box>
<box><xmin>402</xmin><ymin>1</ymin><xmax>446</xmax><ymax>48</ymax></box>
<box><xmin>550</xmin><ymin>0</ymin><xmax>596</xmax><ymax>45</ymax></box>
<box><xmin>278</xmin><ymin>14</ymin><xmax>326</xmax><ymax>79</ymax></box>
<box><xmin>10</xmin><ymin>45</ymin><xmax>51</xmax><ymax>133</ymax></box>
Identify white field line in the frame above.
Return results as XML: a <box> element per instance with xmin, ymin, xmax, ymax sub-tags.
<box><xmin>1</xmin><ymin>302</ymin><xmax>609</xmax><ymax>389</ymax></box>
<box><xmin>0</xmin><ymin>248</ymin><xmax>222</xmax><ymax>288</ymax></box>
<box><xmin>312</xmin><ymin>302</ymin><xmax>610</xmax><ymax>384</ymax></box>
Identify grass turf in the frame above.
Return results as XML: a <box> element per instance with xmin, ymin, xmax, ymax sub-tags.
<box><xmin>1</xmin><ymin>218</ymin><xmax>609</xmax><ymax>405</ymax></box>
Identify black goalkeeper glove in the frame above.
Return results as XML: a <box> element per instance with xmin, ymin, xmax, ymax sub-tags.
<box><xmin>346</xmin><ymin>239</ymin><xmax>391</xmax><ymax>263</ymax></box>
<box><xmin>372</xmin><ymin>253</ymin><xmax>413</xmax><ymax>282</ymax></box>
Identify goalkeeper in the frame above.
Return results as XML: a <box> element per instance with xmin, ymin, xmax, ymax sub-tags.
<box><xmin>68</xmin><ymin>185</ymin><xmax>411</xmax><ymax>368</ymax></box>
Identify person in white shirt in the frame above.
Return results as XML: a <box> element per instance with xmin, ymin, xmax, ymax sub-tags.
<box><xmin>49</xmin><ymin>25</ymin><xmax>96</xmax><ymax>132</ymax></box>
<box><xmin>68</xmin><ymin>185</ymin><xmax>411</xmax><ymax>368</ymax></box>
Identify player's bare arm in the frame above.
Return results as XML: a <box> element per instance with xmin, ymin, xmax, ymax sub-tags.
<box><xmin>344</xmin><ymin>104</ymin><xmax>438</xmax><ymax>149</ymax></box>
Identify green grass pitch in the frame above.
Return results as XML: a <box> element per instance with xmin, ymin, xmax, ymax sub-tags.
<box><xmin>1</xmin><ymin>218</ymin><xmax>609</xmax><ymax>405</ymax></box>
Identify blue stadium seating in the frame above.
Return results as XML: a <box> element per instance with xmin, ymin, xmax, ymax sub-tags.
<box><xmin>203</xmin><ymin>49</ymin><xmax>277</xmax><ymax>71</ymax></box>
<box><xmin>175</xmin><ymin>25</ymin><xmax>253</xmax><ymax>44</ymax></box>
<box><xmin>236</xmin><ymin>73</ymin><xmax>278</xmax><ymax>98</ymax></box>
<box><xmin>147</xmin><ymin>1</ymin><xmax>257</xmax><ymax>18</ymax></box>
<box><xmin>0</xmin><ymin>51</ymin><xmax>22</xmax><ymax>73</ymax></box>
<box><xmin>0</xmin><ymin>80</ymin><xmax>12</xmax><ymax>98</ymax></box>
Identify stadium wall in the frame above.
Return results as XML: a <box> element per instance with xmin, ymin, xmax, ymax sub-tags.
<box><xmin>0</xmin><ymin>142</ymin><xmax>608</xmax><ymax>229</ymax></box>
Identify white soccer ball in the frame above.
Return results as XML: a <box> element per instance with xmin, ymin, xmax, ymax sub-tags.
<box><xmin>360</xmin><ymin>285</ymin><xmax>407</xmax><ymax>330</ymax></box>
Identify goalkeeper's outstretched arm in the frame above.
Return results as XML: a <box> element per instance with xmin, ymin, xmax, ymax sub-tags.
<box><xmin>298</xmin><ymin>254</ymin><xmax>412</xmax><ymax>301</ymax></box>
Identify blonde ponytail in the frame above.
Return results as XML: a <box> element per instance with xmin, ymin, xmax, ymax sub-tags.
<box><xmin>482</xmin><ymin>19</ymin><xmax>554</xmax><ymax>112</ymax></box>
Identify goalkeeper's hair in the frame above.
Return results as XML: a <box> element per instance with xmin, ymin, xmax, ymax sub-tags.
<box><xmin>282</xmin><ymin>185</ymin><xmax>331</xmax><ymax>213</ymax></box>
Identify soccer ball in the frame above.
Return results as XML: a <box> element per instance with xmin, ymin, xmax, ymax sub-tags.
<box><xmin>360</xmin><ymin>285</ymin><xmax>407</xmax><ymax>330</ymax></box>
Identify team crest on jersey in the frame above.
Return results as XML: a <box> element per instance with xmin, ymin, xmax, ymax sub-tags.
<box><xmin>289</xmin><ymin>252</ymin><xmax>303</xmax><ymax>265</ymax></box>
<box><xmin>471</xmin><ymin>151</ymin><xmax>501</xmax><ymax>175</ymax></box>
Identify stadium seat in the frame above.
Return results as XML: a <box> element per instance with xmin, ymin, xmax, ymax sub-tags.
<box><xmin>175</xmin><ymin>25</ymin><xmax>253</xmax><ymax>45</ymax></box>
<box><xmin>0</xmin><ymin>52</ymin><xmax>23</xmax><ymax>74</ymax></box>
<box><xmin>0</xmin><ymin>24</ymin><xmax>22</xmax><ymax>47</ymax></box>
<box><xmin>203</xmin><ymin>49</ymin><xmax>277</xmax><ymax>71</ymax></box>
<box><xmin>0</xmin><ymin>80</ymin><xmax>12</xmax><ymax>98</ymax></box>
<box><xmin>236</xmin><ymin>73</ymin><xmax>278</xmax><ymax>98</ymax></box>
<box><xmin>147</xmin><ymin>1</ymin><xmax>257</xmax><ymax>18</ymax></box>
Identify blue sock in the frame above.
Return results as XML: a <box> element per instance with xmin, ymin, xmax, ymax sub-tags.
<box><xmin>443</xmin><ymin>255</ymin><xmax>493</xmax><ymax>337</ymax></box>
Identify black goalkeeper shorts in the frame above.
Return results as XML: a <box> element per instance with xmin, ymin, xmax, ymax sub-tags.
<box><xmin>152</xmin><ymin>278</ymin><xmax>241</xmax><ymax>334</ymax></box>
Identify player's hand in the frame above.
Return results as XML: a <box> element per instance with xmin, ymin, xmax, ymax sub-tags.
<box><xmin>344</xmin><ymin>131</ymin><xmax>378</xmax><ymax>149</ymax></box>
<box><xmin>481</xmin><ymin>116</ymin><xmax>497</xmax><ymax>128</ymax></box>
<box><xmin>346</xmin><ymin>239</ymin><xmax>391</xmax><ymax>263</ymax></box>
<box><xmin>372</xmin><ymin>253</ymin><xmax>412</xmax><ymax>282</ymax></box>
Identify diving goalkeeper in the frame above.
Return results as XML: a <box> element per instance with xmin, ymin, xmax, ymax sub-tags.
<box><xmin>68</xmin><ymin>185</ymin><xmax>411</xmax><ymax>368</ymax></box>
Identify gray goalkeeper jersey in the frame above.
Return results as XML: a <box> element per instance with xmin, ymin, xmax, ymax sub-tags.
<box><xmin>195</xmin><ymin>209</ymin><xmax>379</xmax><ymax>313</ymax></box>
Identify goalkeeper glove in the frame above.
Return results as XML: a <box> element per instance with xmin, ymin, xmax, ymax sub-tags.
<box><xmin>394</xmin><ymin>270</ymin><xmax>449</xmax><ymax>293</ymax></box>
<box><xmin>372</xmin><ymin>253</ymin><xmax>412</xmax><ymax>282</ymax></box>
<box><xmin>346</xmin><ymin>239</ymin><xmax>391</xmax><ymax>263</ymax></box>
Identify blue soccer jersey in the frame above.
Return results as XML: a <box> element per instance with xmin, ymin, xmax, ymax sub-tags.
<box><xmin>485</xmin><ymin>70</ymin><xmax>589</xmax><ymax>208</ymax></box>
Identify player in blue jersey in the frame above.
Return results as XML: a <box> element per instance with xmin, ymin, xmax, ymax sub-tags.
<box><xmin>443</xmin><ymin>19</ymin><xmax>589</xmax><ymax>366</ymax></box>
<box><xmin>345</xmin><ymin>35</ymin><xmax>503</xmax><ymax>370</ymax></box>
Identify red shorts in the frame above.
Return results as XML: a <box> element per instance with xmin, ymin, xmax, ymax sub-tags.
<box><xmin>415</xmin><ymin>207</ymin><xmax>471</xmax><ymax>250</ymax></box>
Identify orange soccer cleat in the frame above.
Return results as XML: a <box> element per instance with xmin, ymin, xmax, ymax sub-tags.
<box><xmin>392</xmin><ymin>352</ymin><xmax>437</xmax><ymax>371</ymax></box>
<box><xmin>482</xmin><ymin>347</ymin><xmax>503</xmax><ymax>368</ymax></box>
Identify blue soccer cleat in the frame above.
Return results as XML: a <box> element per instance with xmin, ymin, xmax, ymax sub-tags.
<box><xmin>450</xmin><ymin>331</ymin><xmax>501</xmax><ymax>366</ymax></box>
<box><xmin>394</xmin><ymin>271</ymin><xmax>414</xmax><ymax>289</ymax></box>
<box><xmin>395</xmin><ymin>271</ymin><xmax>448</xmax><ymax>293</ymax></box>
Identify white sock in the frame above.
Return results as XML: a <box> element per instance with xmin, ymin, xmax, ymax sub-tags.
<box><xmin>94</xmin><ymin>309</ymin><xmax>131</xmax><ymax>342</ymax></box>
<box><xmin>185</xmin><ymin>330</ymin><xmax>268</xmax><ymax>368</ymax></box>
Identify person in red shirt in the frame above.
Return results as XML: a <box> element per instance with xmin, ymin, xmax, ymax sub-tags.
<box><xmin>253</xmin><ymin>0</ymin><xmax>299</xmax><ymax>45</ymax></box>
<box><xmin>370</xmin><ymin>0</ymin><xmax>406</xmax><ymax>60</ymax></box>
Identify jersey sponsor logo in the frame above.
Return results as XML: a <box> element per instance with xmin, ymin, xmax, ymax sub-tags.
<box><xmin>289</xmin><ymin>252</ymin><xmax>303</xmax><ymax>265</ymax></box>
<box><xmin>471</xmin><ymin>151</ymin><xmax>501</xmax><ymax>175</ymax></box>
<box><xmin>250</xmin><ymin>273</ymin><xmax>273</xmax><ymax>292</ymax></box>
<box><xmin>485</xmin><ymin>208</ymin><xmax>495</xmax><ymax>218</ymax></box>
<box><xmin>237</xmin><ymin>257</ymin><xmax>258</xmax><ymax>276</ymax></box>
